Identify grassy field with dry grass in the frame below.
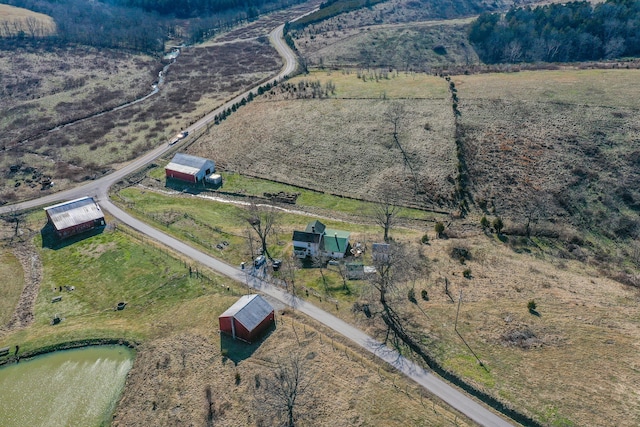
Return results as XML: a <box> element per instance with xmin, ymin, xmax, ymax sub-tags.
<box><xmin>453</xmin><ymin>69</ymin><xmax>640</xmax><ymax>274</ymax></box>
<box><xmin>0</xmin><ymin>251</ymin><xmax>24</xmax><ymax>326</ymax></box>
<box><xmin>112</xmin><ymin>316</ymin><xmax>472</xmax><ymax>427</ymax></box>
<box><xmin>294</xmin><ymin>19</ymin><xmax>479</xmax><ymax>70</ymax></box>
<box><xmin>404</xmin><ymin>232</ymin><xmax>640</xmax><ymax>427</ymax></box>
<box><xmin>189</xmin><ymin>71</ymin><xmax>457</xmax><ymax>210</ymax></box>
<box><xmin>0</xmin><ymin>4</ymin><xmax>56</xmax><ymax>37</ymax></box>
<box><xmin>0</xmin><ymin>35</ymin><xmax>281</xmax><ymax>205</ymax></box>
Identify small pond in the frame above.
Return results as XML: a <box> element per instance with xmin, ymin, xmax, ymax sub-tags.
<box><xmin>0</xmin><ymin>345</ymin><xmax>134</xmax><ymax>427</ymax></box>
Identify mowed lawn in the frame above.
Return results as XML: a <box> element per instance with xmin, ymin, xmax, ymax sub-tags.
<box><xmin>0</xmin><ymin>226</ymin><xmax>239</xmax><ymax>355</ymax></box>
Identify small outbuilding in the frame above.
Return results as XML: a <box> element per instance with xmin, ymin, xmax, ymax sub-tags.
<box><xmin>219</xmin><ymin>294</ymin><xmax>275</xmax><ymax>343</ymax></box>
<box><xmin>165</xmin><ymin>153</ymin><xmax>215</xmax><ymax>183</ymax></box>
<box><xmin>44</xmin><ymin>196</ymin><xmax>105</xmax><ymax>239</ymax></box>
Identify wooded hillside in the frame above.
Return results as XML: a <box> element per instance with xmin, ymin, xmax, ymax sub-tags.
<box><xmin>469</xmin><ymin>0</ymin><xmax>640</xmax><ymax>63</ymax></box>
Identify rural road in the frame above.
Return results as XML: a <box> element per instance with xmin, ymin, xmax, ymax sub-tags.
<box><xmin>1</xmin><ymin>14</ymin><xmax>514</xmax><ymax>427</ymax></box>
<box><xmin>0</xmin><ymin>23</ymin><xmax>294</xmax><ymax>216</ymax></box>
<box><xmin>100</xmin><ymin>197</ymin><xmax>514</xmax><ymax>427</ymax></box>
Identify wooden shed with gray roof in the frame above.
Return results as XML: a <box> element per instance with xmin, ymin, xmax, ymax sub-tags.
<box><xmin>218</xmin><ymin>294</ymin><xmax>275</xmax><ymax>343</ymax></box>
<box><xmin>165</xmin><ymin>153</ymin><xmax>215</xmax><ymax>183</ymax></box>
<box><xmin>44</xmin><ymin>196</ymin><xmax>105</xmax><ymax>239</ymax></box>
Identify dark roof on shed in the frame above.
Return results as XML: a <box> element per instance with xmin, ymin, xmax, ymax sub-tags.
<box><xmin>305</xmin><ymin>220</ymin><xmax>326</xmax><ymax>234</ymax></box>
<box><xmin>44</xmin><ymin>197</ymin><xmax>104</xmax><ymax>231</ymax></box>
<box><xmin>292</xmin><ymin>230</ymin><xmax>321</xmax><ymax>243</ymax></box>
<box><xmin>219</xmin><ymin>294</ymin><xmax>274</xmax><ymax>332</ymax></box>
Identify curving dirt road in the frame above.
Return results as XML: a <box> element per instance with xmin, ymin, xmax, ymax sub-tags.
<box><xmin>0</xmin><ymin>14</ymin><xmax>515</xmax><ymax>427</ymax></box>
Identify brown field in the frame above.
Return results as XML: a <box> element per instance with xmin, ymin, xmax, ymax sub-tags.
<box><xmin>453</xmin><ymin>69</ymin><xmax>640</xmax><ymax>267</ymax></box>
<box><xmin>0</xmin><ymin>4</ymin><xmax>56</xmax><ymax>37</ymax></box>
<box><xmin>112</xmin><ymin>317</ymin><xmax>472</xmax><ymax>427</ymax></box>
<box><xmin>294</xmin><ymin>19</ymin><xmax>479</xmax><ymax>70</ymax></box>
<box><xmin>399</xmin><ymin>232</ymin><xmax>640</xmax><ymax>427</ymax></box>
<box><xmin>0</xmin><ymin>37</ymin><xmax>281</xmax><ymax>205</ymax></box>
<box><xmin>188</xmin><ymin>72</ymin><xmax>457</xmax><ymax>210</ymax></box>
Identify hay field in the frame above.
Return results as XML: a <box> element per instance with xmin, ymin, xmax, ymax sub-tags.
<box><xmin>400</xmin><ymin>233</ymin><xmax>640</xmax><ymax>427</ymax></box>
<box><xmin>189</xmin><ymin>72</ymin><xmax>457</xmax><ymax>210</ymax></box>
<box><xmin>112</xmin><ymin>319</ymin><xmax>471</xmax><ymax>427</ymax></box>
<box><xmin>0</xmin><ymin>4</ymin><xmax>56</xmax><ymax>37</ymax></box>
<box><xmin>452</xmin><ymin>69</ymin><xmax>640</xmax><ymax>259</ymax></box>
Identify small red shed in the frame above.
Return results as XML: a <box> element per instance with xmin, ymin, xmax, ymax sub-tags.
<box><xmin>44</xmin><ymin>196</ymin><xmax>105</xmax><ymax>239</ymax></box>
<box><xmin>219</xmin><ymin>294</ymin><xmax>275</xmax><ymax>343</ymax></box>
<box><xmin>165</xmin><ymin>153</ymin><xmax>215</xmax><ymax>183</ymax></box>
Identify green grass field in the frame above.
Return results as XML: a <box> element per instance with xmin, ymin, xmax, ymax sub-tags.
<box><xmin>0</xmin><ymin>226</ymin><xmax>239</xmax><ymax>356</ymax></box>
<box><xmin>113</xmin><ymin>185</ymin><xmax>415</xmax><ymax>302</ymax></box>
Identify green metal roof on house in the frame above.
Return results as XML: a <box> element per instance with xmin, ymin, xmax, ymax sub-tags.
<box><xmin>323</xmin><ymin>229</ymin><xmax>350</xmax><ymax>254</ymax></box>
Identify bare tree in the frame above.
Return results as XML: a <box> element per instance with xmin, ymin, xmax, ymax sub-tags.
<box><xmin>384</xmin><ymin>102</ymin><xmax>419</xmax><ymax>194</ymax></box>
<box><xmin>2</xmin><ymin>207</ymin><xmax>26</xmax><ymax>244</ymax></box>
<box><xmin>255</xmin><ymin>353</ymin><xmax>313</xmax><ymax>427</ymax></box>
<box><xmin>372</xmin><ymin>191</ymin><xmax>401</xmax><ymax>243</ymax></box>
<box><xmin>368</xmin><ymin>241</ymin><xmax>425</xmax><ymax>344</ymax></box>
<box><xmin>311</xmin><ymin>252</ymin><xmax>330</xmax><ymax>295</ymax></box>
<box><xmin>242</xmin><ymin>199</ymin><xmax>280</xmax><ymax>260</ymax></box>
<box><xmin>280</xmin><ymin>255</ymin><xmax>299</xmax><ymax>297</ymax></box>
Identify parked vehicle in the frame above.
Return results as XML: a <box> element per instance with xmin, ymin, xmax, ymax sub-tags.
<box><xmin>254</xmin><ymin>255</ymin><xmax>266</xmax><ymax>267</ymax></box>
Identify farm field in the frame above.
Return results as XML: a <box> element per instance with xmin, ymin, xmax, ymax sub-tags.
<box><xmin>294</xmin><ymin>19</ymin><xmax>479</xmax><ymax>70</ymax></box>
<box><xmin>0</xmin><ymin>215</ymin><xmax>467</xmax><ymax>427</ymax></box>
<box><xmin>0</xmin><ymin>4</ymin><xmax>56</xmax><ymax>37</ymax></box>
<box><xmin>453</xmin><ymin>69</ymin><xmax>640</xmax><ymax>272</ymax></box>
<box><xmin>114</xmin><ymin>171</ymin><xmax>640</xmax><ymax>427</ymax></box>
<box><xmin>188</xmin><ymin>71</ymin><xmax>457</xmax><ymax>211</ymax></box>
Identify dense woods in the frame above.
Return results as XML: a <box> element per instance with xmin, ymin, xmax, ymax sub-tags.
<box><xmin>1</xmin><ymin>0</ymin><xmax>306</xmax><ymax>51</ymax></box>
<box><xmin>469</xmin><ymin>0</ymin><xmax>640</xmax><ymax>63</ymax></box>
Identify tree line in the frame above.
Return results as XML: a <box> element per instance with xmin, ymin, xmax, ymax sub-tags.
<box><xmin>469</xmin><ymin>0</ymin><xmax>640</xmax><ymax>63</ymax></box>
<box><xmin>2</xmin><ymin>0</ymin><xmax>306</xmax><ymax>52</ymax></box>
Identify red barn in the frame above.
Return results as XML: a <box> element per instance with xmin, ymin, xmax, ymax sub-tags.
<box><xmin>219</xmin><ymin>294</ymin><xmax>275</xmax><ymax>343</ymax></box>
<box><xmin>44</xmin><ymin>197</ymin><xmax>105</xmax><ymax>239</ymax></box>
<box><xmin>165</xmin><ymin>153</ymin><xmax>215</xmax><ymax>183</ymax></box>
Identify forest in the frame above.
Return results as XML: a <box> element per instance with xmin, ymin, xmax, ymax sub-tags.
<box><xmin>1</xmin><ymin>0</ymin><xmax>306</xmax><ymax>51</ymax></box>
<box><xmin>469</xmin><ymin>0</ymin><xmax>640</xmax><ymax>63</ymax></box>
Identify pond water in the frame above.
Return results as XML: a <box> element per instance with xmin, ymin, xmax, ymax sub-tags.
<box><xmin>0</xmin><ymin>346</ymin><xmax>134</xmax><ymax>427</ymax></box>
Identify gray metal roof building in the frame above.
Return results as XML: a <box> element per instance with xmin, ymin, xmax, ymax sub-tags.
<box><xmin>219</xmin><ymin>294</ymin><xmax>275</xmax><ymax>342</ymax></box>
<box><xmin>44</xmin><ymin>197</ymin><xmax>105</xmax><ymax>238</ymax></box>
<box><xmin>165</xmin><ymin>153</ymin><xmax>215</xmax><ymax>183</ymax></box>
